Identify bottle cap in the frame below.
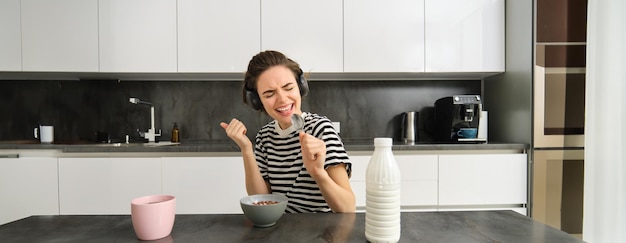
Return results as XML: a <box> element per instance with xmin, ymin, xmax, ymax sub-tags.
<box><xmin>374</xmin><ymin>138</ymin><xmax>393</xmax><ymax>146</ymax></box>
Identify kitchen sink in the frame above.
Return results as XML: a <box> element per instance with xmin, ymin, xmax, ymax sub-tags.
<box><xmin>92</xmin><ymin>141</ymin><xmax>180</xmax><ymax>147</ymax></box>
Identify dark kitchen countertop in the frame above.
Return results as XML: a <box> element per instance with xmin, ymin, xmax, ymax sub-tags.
<box><xmin>0</xmin><ymin>211</ymin><xmax>582</xmax><ymax>242</ymax></box>
<box><xmin>0</xmin><ymin>139</ymin><xmax>528</xmax><ymax>153</ymax></box>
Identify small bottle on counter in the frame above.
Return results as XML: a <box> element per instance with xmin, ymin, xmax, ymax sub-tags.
<box><xmin>365</xmin><ymin>137</ymin><xmax>401</xmax><ymax>243</ymax></box>
<box><xmin>171</xmin><ymin>123</ymin><xmax>180</xmax><ymax>143</ymax></box>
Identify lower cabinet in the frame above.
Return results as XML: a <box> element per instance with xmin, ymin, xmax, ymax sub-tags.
<box><xmin>57</xmin><ymin>156</ymin><xmax>246</xmax><ymax>215</ymax></box>
<box><xmin>0</xmin><ymin>156</ymin><xmax>58</xmax><ymax>225</ymax></box>
<box><xmin>58</xmin><ymin>157</ymin><xmax>161</xmax><ymax>215</ymax></box>
<box><xmin>349</xmin><ymin>154</ymin><xmax>439</xmax><ymax>212</ymax></box>
<box><xmin>349</xmin><ymin>152</ymin><xmax>527</xmax><ymax>214</ymax></box>
<box><xmin>162</xmin><ymin>156</ymin><xmax>246</xmax><ymax>214</ymax></box>
<box><xmin>49</xmin><ymin>152</ymin><xmax>526</xmax><ymax>216</ymax></box>
<box><xmin>438</xmin><ymin>154</ymin><xmax>528</xmax><ymax>215</ymax></box>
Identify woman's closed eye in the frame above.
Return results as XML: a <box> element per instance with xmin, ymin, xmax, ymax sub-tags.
<box><xmin>261</xmin><ymin>82</ymin><xmax>296</xmax><ymax>98</ymax></box>
<box><xmin>262</xmin><ymin>91</ymin><xmax>275</xmax><ymax>99</ymax></box>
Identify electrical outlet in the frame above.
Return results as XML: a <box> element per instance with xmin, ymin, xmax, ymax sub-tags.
<box><xmin>332</xmin><ymin>122</ymin><xmax>340</xmax><ymax>133</ymax></box>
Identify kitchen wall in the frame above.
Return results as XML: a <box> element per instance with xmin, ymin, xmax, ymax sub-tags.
<box><xmin>483</xmin><ymin>0</ymin><xmax>533</xmax><ymax>145</ymax></box>
<box><xmin>0</xmin><ymin>80</ymin><xmax>479</xmax><ymax>143</ymax></box>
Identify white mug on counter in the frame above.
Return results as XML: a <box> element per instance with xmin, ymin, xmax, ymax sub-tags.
<box><xmin>34</xmin><ymin>125</ymin><xmax>54</xmax><ymax>144</ymax></box>
<box><xmin>477</xmin><ymin>111</ymin><xmax>488</xmax><ymax>141</ymax></box>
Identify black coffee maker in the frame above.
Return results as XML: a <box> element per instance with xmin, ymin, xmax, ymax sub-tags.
<box><xmin>433</xmin><ymin>95</ymin><xmax>486</xmax><ymax>143</ymax></box>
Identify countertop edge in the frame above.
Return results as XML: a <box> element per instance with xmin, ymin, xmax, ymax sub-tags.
<box><xmin>0</xmin><ymin>142</ymin><xmax>529</xmax><ymax>154</ymax></box>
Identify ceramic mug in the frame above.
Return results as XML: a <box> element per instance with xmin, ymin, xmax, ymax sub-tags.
<box><xmin>131</xmin><ymin>195</ymin><xmax>176</xmax><ymax>241</ymax></box>
<box><xmin>457</xmin><ymin>128</ymin><xmax>478</xmax><ymax>138</ymax></box>
<box><xmin>34</xmin><ymin>125</ymin><xmax>54</xmax><ymax>143</ymax></box>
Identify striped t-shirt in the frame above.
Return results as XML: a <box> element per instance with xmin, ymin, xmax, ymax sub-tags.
<box><xmin>254</xmin><ymin>112</ymin><xmax>352</xmax><ymax>213</ymax></box>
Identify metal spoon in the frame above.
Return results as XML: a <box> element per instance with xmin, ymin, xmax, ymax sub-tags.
<box><xmin>291</xmin><ymin>113</ymin><xmax>304</xmax><ymax>133</ymax></box>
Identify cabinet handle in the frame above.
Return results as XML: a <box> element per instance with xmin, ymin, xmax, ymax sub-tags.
<box><xmin>0</xmin><ymin>154</ymin><xmax>19</xmax><ymax>158</ymax></box>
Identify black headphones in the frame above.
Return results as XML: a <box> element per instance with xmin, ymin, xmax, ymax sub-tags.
<box><xmin>245</xmin><ymin>69</ymin><xmax>309</xmax><ymax>111</ymax></box>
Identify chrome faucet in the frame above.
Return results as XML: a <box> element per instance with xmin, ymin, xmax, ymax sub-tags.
<box><xmin>129</xmin><ymin>97</ymin><xmax>161</xmax><ymax>142</ymax></box>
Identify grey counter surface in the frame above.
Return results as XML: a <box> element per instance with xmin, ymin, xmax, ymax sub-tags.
<box><xmin>0</xmin><ymin>211</ymin><xmax>582</xmax><ymax>243</ymax></box>
<box><xmin>0</xmin><ymin>139</ymin><xmax>528</xmax><ymax>153</ymax></box>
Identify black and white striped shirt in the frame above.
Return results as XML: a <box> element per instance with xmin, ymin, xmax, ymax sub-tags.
<box><xmin>254</xmin><ymin>112</ymin><xmax>352</xmax><ymax>213</ymax></box>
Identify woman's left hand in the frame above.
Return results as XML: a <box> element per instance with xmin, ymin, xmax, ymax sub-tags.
<box><xmin>299</xmin><ymin>132</ymin><xmax>327</xmax><ymax>178</ymax></box>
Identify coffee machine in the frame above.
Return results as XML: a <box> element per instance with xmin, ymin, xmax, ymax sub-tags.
<box><xmin>434</xmin><ymin>95</ymin><xmax>486</xmax><ymax>143</ymax></box>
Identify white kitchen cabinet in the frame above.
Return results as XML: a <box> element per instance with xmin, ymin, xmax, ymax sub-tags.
<box><xmin>438</xmin><ymin>154</ymin><xmax>527</xmax><ymax>207</ymax></box>
<box><xmin>353</xmin><ymin>152</ymin><xmax>526</xmax><ymax>213</ymax></box>
<box><xmin>395</xmin><ymin>155</ymin><xmax>438</xmax><ymax>208</ymax></box>
<box><xmin>0</xmin><ymin>156</ymin><xmax>58</xmax><ymax>225</ymax></box>
<box><xmin>349</xmin><ymin>154</ymin><xmax>438</xmax><ymax>211</ymax></box>
<box><xmin>58</xmin><ymin>157</ymin><xmax>162</xmax><ymax>215</ymax></box>
<box><xmin>0</xmin><ymin>0</ymin><xmax>22</xmax><ymax>71</ymax></box>
<box><xmin>99</xmin><ymin>0</ymin><xmax>177</xmax><ymax>72</ymax></box>
<box><xmin>261</xmin><ymin>0</ymin><xmax>343</xmax><ymax>72</ymax></box>
<box><xmin>162</xmin><ymin>156</ymin><xmax>246</xmax><ymax>214</ymax></box>
<box><xmin>177</xmin><ymin>0</ymin><xmax>260</xmax><ymax>72</ymax></box>
<box><xmin>344</xmin><ymin>0</ymin><xmax>425</xmax><ymax>72</ymax></box>
<box><xmin>348</xmin><ymin>155</ymin><xmax>368</xmax><ymax>210</ymax></box>
<box><xmin>21</xmin><ymin>0</ymin><xmax>99</xmax><ymax>72</ymax></box>
<box><xmin>424</xmin><ymin>0</ymin><xmax>504</xmax><ymax>72</ymax></box>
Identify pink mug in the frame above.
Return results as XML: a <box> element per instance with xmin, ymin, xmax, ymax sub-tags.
<box><xmin>131</xmin><ymin>195</ymin><xmax>176</xmax><ymax>241</ymax></box>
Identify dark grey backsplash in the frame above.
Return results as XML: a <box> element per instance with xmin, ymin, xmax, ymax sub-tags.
<box><xmin>0</xmin><ymin>80</ymin><xmax>479</xmax><ymax>143</ymax></box>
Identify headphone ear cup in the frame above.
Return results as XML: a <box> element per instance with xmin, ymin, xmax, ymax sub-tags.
<box><xmin>298</xmin><ymin>72</ymin><xmax>309</xmax><ymax>96</ymax></box>
<box><xmin>245</xmin><ymin>89</ymin><xmax>263</xmax><ymax>110</ymax></box>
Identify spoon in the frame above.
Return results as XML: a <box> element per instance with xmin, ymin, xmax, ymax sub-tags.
<box><xmin>291</xmin><ymin>113</ymin><xmax>304</xmax><ymax>133</ymax></box>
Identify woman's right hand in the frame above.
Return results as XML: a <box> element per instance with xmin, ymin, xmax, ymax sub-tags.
<box><xmin>220</xmin><ymin>118</ymin><xmax>252</xmax><ymax>150</ymax></box>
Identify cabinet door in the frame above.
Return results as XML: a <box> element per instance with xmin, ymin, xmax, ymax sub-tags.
<box><xmin>348</xmin><ymin>155</ymin><xmax>369</xmax><ymax>209</ymax></box>
<box><xmin>344</xmin><ymin>0</ymin><xmax>425</xmax><ymax>72</ymax></box>
<box><xmin>99</xmin><ymin>0</ymin><xmax>177</xmax><ymax>72</ymax></box>
<box><xmin>0</xmin><ymin>157</ymin><xmax>58</xmax><ymax>225</ymax></box>
<box><xmin>178</xmin><ymin>0</ymin><xmax>260</xmax><ymax>72</ymax></box>
<box><xmin>349</xmin><ymin>154</ymin><xmax>438</xmax><ymax>210</ymax></box>
<box><xmin>261</xmin><ymin>0</ymin><xmax>343</xmax><ymax>72</ymax></box>
<box><xmin>396</xmin><ymin>155</ymin><xmax>438</xmax><ymax>208</ymax></box>
<box><xmin>162</xmin><ymin>157</ymin><xmax>246</xmax><ymax>214</ymax></box>
<box><xmin>425</xmin><ymin>0</ymin><xmax>504</xmax><ymax>72</ymax></box>
<box><xmin>21</xmin><ymin>0</ymin><xmax>99</xmax><ymax>71</ymax></box>
<box><xmin>438</xmin><ymin>154</ymin><xmax>527</xmax><ymax>206</ymax></box>
<box><xmin>58</xmin><ymin>157</ymin><xmax>162</xmax><ymax>215</ymax></box>
<box><xmin>0</xmin><ymin>0</ymin><xmax>21</xmax><ymax>71</ymax></box>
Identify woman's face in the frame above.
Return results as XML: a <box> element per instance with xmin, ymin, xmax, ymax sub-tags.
<box><xmin>256</xmin><ymin>65</ymin><xmax>302</xmax><ymax>129</ymax></box>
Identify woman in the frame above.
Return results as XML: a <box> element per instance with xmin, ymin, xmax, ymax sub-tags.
<box><xmin>220</xmin><ymin>50</ymin><xmax>355</xmax><ymax>213</ymax></box>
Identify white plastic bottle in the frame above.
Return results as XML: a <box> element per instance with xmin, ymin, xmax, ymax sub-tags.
<box><xmin>365</xmin><ymin>138</ymin><xmax>401</xmax><ymax>243</ymax></box>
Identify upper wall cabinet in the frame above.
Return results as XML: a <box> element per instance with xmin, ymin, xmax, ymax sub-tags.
<box><xmin>344</xmin><ymin>0</ymin><xmax>425</xmax><ymax>73</ymax></box>
<box><xmin>177</xmin><ymin>0</ymin><xmax>260</xmax><ymax>73</ymax></box>
<box><xmin>425</xmin><ymin>0</ymin><xmax>504</xmax><ymax>72</ymax></box>
<box><xmin>21</xmin><ymin>0</ymin><xmax>99</xmax><ymax>72</ymax></box>
<box><xmin>0</xmin><ymin>0</ymin><xmax>21</xmax><ymax>71</ymax></box>
<box><xmin>261</xmin><ymin>0</ymin><xmax>343</xmax><ymax>73</ymax></box>
<box><xmin>99</xmin><ymin>0</ymin><xmax>177</xmax><ymax>72</ymax></box>
<box><xmin>3</xmin><ymin>0</ymin><xmax>504</xmax><ymax>77</ymax></box>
